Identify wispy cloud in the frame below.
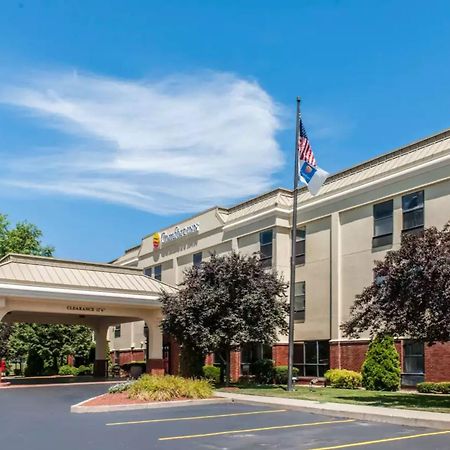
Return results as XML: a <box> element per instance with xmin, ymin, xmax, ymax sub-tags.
<box><xmin>0</xmin><ymin>70</ymin><xmax>285</xmax><ymax>214</ymax></box>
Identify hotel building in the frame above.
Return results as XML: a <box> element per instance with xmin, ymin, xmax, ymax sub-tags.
<box><xmin>110</xmin><ymin>128</ymin><xmax>450</xmax><ymax>384</ymax></box>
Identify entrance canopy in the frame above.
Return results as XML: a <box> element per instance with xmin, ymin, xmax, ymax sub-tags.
<box><xmin>0</xmin><ymin>254</ymin><xmax>176</xmax><ymax>376</ymax></box>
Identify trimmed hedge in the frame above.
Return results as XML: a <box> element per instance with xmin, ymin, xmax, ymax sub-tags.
<box><xmin>325</xmin><ymin>369</ymin><xmax>362</xmax><ymax>389</ymax></box>
<box><xmin>203</xmin><ymin>365</ymin><xmax>221</xmax><ymax>383</ymax></box>
<box><xmin>274</xmin><ymin>365</ymin><xmax>299</xmax><ymax>384</ymax></box>
<box><xmin>251</xmin><ymin>359</ymin><xmax>275</xmax><ymax>384</ymax></box>
<box><xmin>417</xmin><ymin>382</ymin><xmax>450</xmax><ymax>394</ymax></box>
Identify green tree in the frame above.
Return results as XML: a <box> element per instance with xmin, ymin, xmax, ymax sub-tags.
<box><xmin>160</xmin><ymin>252</ymin><xmax>288</xmax><ymax>384</ymax></box>
<box><xmin>342</xmin><ymin>223</ymin><xmax>450</xmax><ymax>343</ymax></box>
<box><xmin>8</xmin><ymin>323</ymin><xmax>93</xmax><ymax>374</ymax></box>
<box><xmin>361</xmin><ymin>336</ymin><xmax>401</xmax><ymax>391</ymax></box>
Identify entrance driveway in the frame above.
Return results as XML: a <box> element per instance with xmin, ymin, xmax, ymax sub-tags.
<box><xmin>1</xmin><ymin>384</ymin><xmax>450</xmax><ymax>449</ymax></box>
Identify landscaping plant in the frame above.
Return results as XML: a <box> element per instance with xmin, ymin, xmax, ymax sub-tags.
<box><xmin>128</xmin><ymin>374</ymin><xmax>212</xmax><ymax>402</ymax></box>
<box><xmin>274</xmin><ymin>365</ymin><xmax>299</xmax><ymax>384</ymax></box>
<box><xmin>325</xmin><ymin>369</ymin><xmax>362</xmax><ymax>389</ymax></box>
<box><xmin>202</xmin><ymin>365</ymin><xmax>221</xmax><ymax>384</ymax></box>
<box><xmin>251</xmin><ymin>359</ymin><xmax>275</xmax><ymax>384</ymax></box>
<box><xmin>361</xmin><ymin>336</ymin><xmax>401</xmax><ymax>391</ymax></box>
<box><xmin>417</xmin><ymin>382</ymin><xmax>450</xmax><ymax>394</ymax></box>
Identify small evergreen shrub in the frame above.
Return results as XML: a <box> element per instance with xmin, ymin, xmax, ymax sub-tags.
<box><xmin>58</xmin><ymin>365</ymin><xmax>78</xmax><ymax>376</ymax></box>
<box><xmin>274</xmin><ymin>365</ymin><xmax>299</xmax><ymax>384</ymax></box>
<box><xmin>203</xmin><ymin>365</ymin><xmax>221</xmax><ymax>384</ymax></box>
<box><xmin>325</xmin><ymin>369</ymin><xmax>362</xmax><ymax>389</ymax></box>
<box><xmin>128</xmin><ymin>374</ymin><xmax>212</xmax><ymax>401</ymax></box>
<box><xmin>24</xmin><ymin>348</ymin><xmax>44</xmax><ymax>377</ymax></box>
<box><xmin>251</xmin><ymin>359</ymin><xmax>275</xmax><ymax>384</ymax></box>
<box><xmin>417</xmin><ymin>382</ymin><xmax>450</xmax><ymax>394</ymax></box>
<box><xmin>361</xmin><ymin>336</ymin><xmax>401</xmax><ymax>391</ymax></box>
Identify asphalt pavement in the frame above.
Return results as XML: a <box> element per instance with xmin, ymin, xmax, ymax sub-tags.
<box><xmin>1</xmin><ymin>383</ymin><xmax>450</xmax><ymax>449</ymax></box>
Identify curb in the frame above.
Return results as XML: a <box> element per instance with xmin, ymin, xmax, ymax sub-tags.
<box><xmin>71</xmin><ymin>396</ymin><xmax>231</xmax><ymax>414</ymax></box>
<box><xmin>215</xmin><ymin>392</ymin><xmax>450</xmax><ymax>430</ymax></box>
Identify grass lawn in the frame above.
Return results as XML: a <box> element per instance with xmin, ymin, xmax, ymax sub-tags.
<box><xmin>218</xmin><ymin>385</ymin><xmax>450</xmax><ymax>414</ymax></box>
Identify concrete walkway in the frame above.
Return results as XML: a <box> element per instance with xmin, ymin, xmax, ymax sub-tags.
<box><xmin>215</xmin><ymin>391</ymin><xmax>450</xmax><ymax>430</ymax></box>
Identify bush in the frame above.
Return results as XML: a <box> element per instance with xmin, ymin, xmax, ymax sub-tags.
<box><xmin>203</xmin><ymin>365</ymin><xmax>221</xmax><ymax>384</ymax></box>
<box><xmin>58</xmin><ymin>365</ymin><xmax>78</xmax><ymax>376</ymax></box>
<box><xmin>128</xmin><ymin>374</ymin><xmax>212</xmax><ymax>402</ymax></box>
<box><xmin>77</xmin><ymin>364</ymin><xmax>93</xmax><ymax>376</ymax></box>
<box><xmin>325</xmin><ymin>369</ymin><xmax>362</xmax><ymax>389</ymax></box>
<box><xmin>274</xmin><ymin>365</ymin><xmax>299</xmax><ymax>384</ymax></box>
<box><xmin>251</xmin><ymin>359</ymin><xmax>275</xmax><ymax>384</ymax></box>
<box><xmin>24</xmin><ymin>348</ymin><xmax>44</xmax><ymax>377</ymax></box>
<box><xmin>362</xmin><ymin>336</ymin><xmax>401</xmax><ymax>391</ymax></box>
<box><xmin>417</xmin><ymin>382</ymin><xmax>450</xmax><ymax>394</ymax></box>
<box><xmin>108</xmin><ymin>380</ymin><xmax>136</xmax><ymax>394</ymax></box>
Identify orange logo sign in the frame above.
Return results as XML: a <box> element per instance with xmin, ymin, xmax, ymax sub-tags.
<box><xmin>153</xmin><ymin>233</ymin><xmax>161</xmax><ymax>249</ymax></box>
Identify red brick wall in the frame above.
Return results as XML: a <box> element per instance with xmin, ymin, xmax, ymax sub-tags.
<box><xmin>230</xmin><ymin>350</ymin><xmax>241</xmax><ymax>382</ymax></box>
<box><xmin>330</xmin><ymin>341</ymin><xmax>368</xmax><ymax>372</ymax></box>
<box><xmin>272</xmin><ymin>344</ymin><xmax>288</xmax><ymax>366</ymax></box>
<box><xmin>205</xmin><ymin>353</ymin><xmax>214</xmax><ymax>365</ymax></box>
<box><xmin>331</xmin><ymin>340</ymin><xmax>402</xmax><ymax>373</ymax></box>
<box><xmin>113</xmin><ymin>350</ymin><xmax>145</xmax><ymax>366</ymax></box>
<box><xmin>425</xmin><ymin>342</ymin><xmax>450</xmax><ymax>382</ymax></box>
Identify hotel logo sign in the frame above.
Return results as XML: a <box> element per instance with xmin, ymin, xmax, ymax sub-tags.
<box><xmin>154</xmin><ymin>222</ymin><xmax>200</xmax><ymax>249</ymax></box>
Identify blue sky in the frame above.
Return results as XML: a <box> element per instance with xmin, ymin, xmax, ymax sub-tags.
<box><xmin>0</xmin><ymin>0</ymin><xmax>449</xmax><ymax>262</ymax></box>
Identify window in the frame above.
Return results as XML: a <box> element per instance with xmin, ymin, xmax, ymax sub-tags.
<box><xmin>402</xmin><ymin>191</ymin><xmax>424</xmax><ymax>233</ymax></box>
<box><xmin>193</xmin><ymin>252</ymin><xmax>202</xmax><ymax>267</ymax></box>
<box><xmin>154</xmin><ymin>264</ymin><xmax>162</xmax><ymax>281</ymax></box>
<box><xmin>403</xmin><ymin>341</ymin><xmax>425</xmax><ymax>386</ymax></box>
<box><xmin>143</xmin><ymin>267</ymin><xmax>152</xmax><ymax>277</ymax></box>
<box><xmin>295</xmin><ymin>228</ymin><xmax>306</xmax><ymax>265</ymax></box>
<box><xmin>114</xmin><ymin>324</ymin><xmax>121</xmax><ymax>338</ymax></box>
<box><xmin>294</xmin><ymin>281</ymin><xmax>305</xmax><ymax>321</ymax></box>
<box><xmin>373</xmin><ymin>200</ymin><xmax>393</xmax><ymax>248</ymax></box>
<box><xmin>240</xmin><ymin>343</ymin><xmax>272</xmax><ymax>375</ymax></box>
<box><xmin>293</xmin><ymin>341</ymin><xmax>329</xmax><ymax>377</ymax></box>
<box><xmin>259</xmin><ymin>229</ymin><xmax>273</xmax><ymax>268</ymax></box>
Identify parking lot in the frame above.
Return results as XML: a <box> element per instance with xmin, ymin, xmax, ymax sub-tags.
<box><xmin>1</xmin><ymin>384</ymin><xmax>450</xmax><ymax>449</ymax></box>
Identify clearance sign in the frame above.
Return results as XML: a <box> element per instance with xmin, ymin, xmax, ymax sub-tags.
<box><xmin>152</xmin><ymin>222</ymin><xmax>200</xmax><ymax>250</ymax></box>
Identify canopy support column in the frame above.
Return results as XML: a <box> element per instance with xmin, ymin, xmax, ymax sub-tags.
<box><xmin>143</xmin><ymin>313</ymin><xmax>164</xmax><ymax>376</ymax></box>
<box><xmin>93</xmin><ymin>322</ymin><xmax>109</xmax><ymax>378</ymax></box>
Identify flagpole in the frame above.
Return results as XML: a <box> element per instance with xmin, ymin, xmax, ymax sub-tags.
<box><xmin>287</xmin><ymin>97</ymin><xmax>301</xmax><ymax>392</ymax></box>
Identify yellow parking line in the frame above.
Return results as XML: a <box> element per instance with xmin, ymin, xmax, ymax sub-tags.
<box><xmin>158</xmin><ymin>418</ymin><xmax>355</xmax><ymax>441</ymax></box>
<box><xmin>106</xmin><ymin>408</ymin><xmax>287</xmax><ymax>426</ymax></box>
<box><xmin>310</xmin><ymin>430</ymin><xmax>450</xmax><ymax>450</ymax></box>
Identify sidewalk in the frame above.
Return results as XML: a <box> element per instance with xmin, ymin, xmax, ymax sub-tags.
<box><xmin>215</xmin><ymin>391</ymin><xmax>450</xmax><ymax>430</ymax></box>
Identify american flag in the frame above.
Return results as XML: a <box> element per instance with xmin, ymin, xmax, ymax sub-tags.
<box><xmin>298</xmin><ymin>118</ymin><xmax>316</xmax><ymax>167</ymax></box>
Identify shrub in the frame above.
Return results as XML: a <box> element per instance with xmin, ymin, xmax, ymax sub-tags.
<box><xmin>58</xmin><ymin>365</ymin><xmax>78</xmax><ymax>376</ymax></box>
<box><xmin>77</xmin><ymin>364</ymin><xmax>92</xmax><ymax>376</ymax></box>
<box><xmin>274</xmin><ymin>365</ymin><xmax>299</xmax><ymax>384</ymax></box>
<box><xmin>128</xmin><ymin>374</ymin><xmax>212</xmax><ymax>402</ymax></box>
<box><xmin>325</xmin><ymin>369</ymin><xmax>362</xmax><ymax>389</ymax></box>
<box><xmin>24</xmin><ymin>348</ymin><xmax>44</xmax><ymax>377</ymax></box>
<box><xmin>362</xmin><ymin>336</ymin><xmax>401</xmax><ymax>391</ymax></box>
<box><xmin>251</xmin><ymin>359</ymin><xmax>275</xmax><ymax>384</ymax></box>
<box><xmin>108</xmin><ymin>380</ymin><xmax>136</xmax><ymax>394</ymax></box>
<box><xmin>417</xmin><ymin>382</ymin><xmax>450</xmax><ymax>394</ymax></box>
<box><xmin>203</xmin><ymin>365</ymin><xmax>221</xmax><ymax>384</ymax></box>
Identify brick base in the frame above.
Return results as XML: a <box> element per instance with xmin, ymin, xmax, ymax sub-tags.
<box><xmin>272</xmin><ymin>344</ymin><xmax>288</xmax><ymax>366</ymax></box>
<box><xmin>425</xmin><ymin>342</ymin><xmax>450</xmax><ymax>382</ymax></box>
<box><xmin>146</xmin><ymin>358</ymin><xmax>165</xmax><ymax>376</ymax></box>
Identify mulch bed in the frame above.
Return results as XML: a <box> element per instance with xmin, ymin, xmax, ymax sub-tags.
<box><xmin>82</xmin><ymin>393</ymin><xmax>189</xmax><ymax>406</ymax></box>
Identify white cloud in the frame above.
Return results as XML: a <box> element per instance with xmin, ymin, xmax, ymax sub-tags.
<box><xmin>0</xmin><ymin>70</ymin><xmax>284</xmax><ymax>214</ymax></box>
